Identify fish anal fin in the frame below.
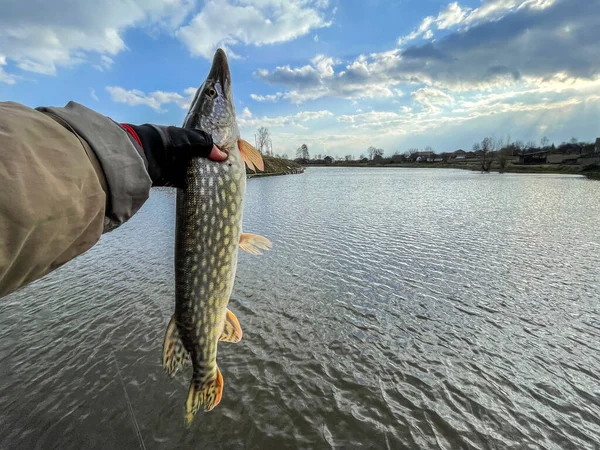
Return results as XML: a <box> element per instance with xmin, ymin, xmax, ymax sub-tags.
<box><xmin>185</xmin><ymin>368</ymin><xmax>223</xmax><ymax>425</ymax></box>
<box><xmin>238</xmin><ymin>139</ymin><xmax>265</xmax><ymax>172</ymax></box>
<box><xmin>239</xmin><ymin>233</ymin><xmax>272</xmax><ymax>255</ymax></box>
<box><xmin>162</xmin><ymin>316</ymin><xmax>190</xmax><ymax>377</ymax></box>
<box><xmin>219</xmin><ymin>309</ymin><xmax>243</xmax><ymax>343</ymax></box>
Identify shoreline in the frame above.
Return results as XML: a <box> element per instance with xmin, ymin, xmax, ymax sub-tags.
<box><xmin>301</xmin><ymin>162</ymin><xmax>600</xmax><ymax>180</ymax></box>
<box><xmin>247</xmin><ymin>155</ymin><xmax>305</xmax><ymax>179</ymax></box>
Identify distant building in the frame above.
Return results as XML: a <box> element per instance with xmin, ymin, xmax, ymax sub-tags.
<box><xmin>547</xmin><ymin>154</ymin><xmax>579</xmax><ymax>164</ymax></box>
<box><xmin>518</xmin><ymin>150</ymin><xmax>549</xmax><ymax>165</ymax></box>
<box><xmin>323</xmin><ymin>156</ymin><xmax>334</xmax><ymax>164</ymax></box>
<box><xmin>454</xmin><ymin>149</ymin><xmax>467</xmax><ymax>159</ymax></box>
<box><xmin>577</xmin><ymin>154</ymin><xmax>600</xmax><ymax>166</ymax></box>
<box><xmin>414</xmin><ymin>151</ymin><xmax>433</xmax><ymax>162</ymax></box>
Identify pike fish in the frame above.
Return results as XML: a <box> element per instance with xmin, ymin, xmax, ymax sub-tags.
<box><xmin>162</xmin><ymin>48</ymin><xmax>271</xmax><ymax>425</ymax></box>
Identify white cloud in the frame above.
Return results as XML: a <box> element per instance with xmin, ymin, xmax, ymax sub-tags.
<box><xmin>105</xmin><ymin>86</ymin><xmax>196</xmax><ymax>112</ymax></box>
<box><xmin>0</xmin><ymin>0</ymin><xmax>195</xmax><ymax>77</ymax></box>
<box><xmin>250</xmin><ymin>93</ymin><xmax>283</xmax><ymax>103</ymax></box>
<box><xmin>397</xmin><ymin>0</ymin><xmax>558</xmax><ymax>45</ymax></box>
<box><xmin>241</xmin><ymin>107</ymin><xmax>253</xmax><ymax>119</ymax></box>
<box><xmin>90</xmin><ymin>88</ymin><xmax>99</xmax><ymax>101</ymax></box>
<box><xmin>411</xmin><ymin>87</ymin><xmax>454</xmax><ymax>112</ymax></box>
<box><xmin>255</xmin><ymin>0</ymin><xmax>600</xmax><ymax>102</ymax></box>
<box><xmin>176</xmin><ymin>0</ymin><xmax>331</xmax><ymax>60</ymax></box>
<box><xmin>238</xmin><ymin>109</ymin><xmax>333</xmax><ymax>128</ymax></box>
<box><xmin>0</xmin><ymin>55</ymin><xmax>16</xmax><ymax>84</ymax></box>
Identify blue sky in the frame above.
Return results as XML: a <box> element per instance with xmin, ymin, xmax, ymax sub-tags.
<box><xmin>1</xmin><ymin>0</ymin><xmax>599</xmax><ymax>158</ymax></box>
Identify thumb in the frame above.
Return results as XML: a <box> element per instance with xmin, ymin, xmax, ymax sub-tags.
<box><xmin>208</xmin><ymin>145</ymin><xmax>228</xmax><ymax>161</ymax></box>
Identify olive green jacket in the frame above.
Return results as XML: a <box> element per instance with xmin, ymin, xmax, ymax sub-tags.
<box><xmin>0</xmin><ymin>101</ymin><xmax>152</xmax><ymax>298</ymax></box>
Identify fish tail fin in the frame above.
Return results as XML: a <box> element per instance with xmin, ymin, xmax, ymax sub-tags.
<box><xmin>185</xmin><ymin>368</ymin><xmax>224</xmax><ymax>425</ymax></box>
<box><xmin>162</xmin><ymin>316</ymin><xmax>190</xmax><ymax>377</ymax></box>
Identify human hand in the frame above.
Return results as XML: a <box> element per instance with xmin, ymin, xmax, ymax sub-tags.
<box><xmin>121</xmin><ymin>123</ymin><xmax>227</xmax><ymax>187</ymax></box>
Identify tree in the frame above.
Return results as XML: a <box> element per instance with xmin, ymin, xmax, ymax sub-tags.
<box><xmin>540</xmin><ymin>136</ymin><xmax>550</xmax><ymax>148</ymax></box>
<box><xmin>256</xmin><ymin>127</ymin><xmax>271</xmax><ymax>155</ymax></box>
<box><xmin>480</xmin><ymin>137</ymin><xmax>494</xmax><ymax>172</ymax></box>
<box><xmin>344</xmin><ymin>154</ymin><xmax>353</xmax><ymax>161</ymax></box>
<box><xmin>367</xmin><ymin>146</ymin><xmax>384</xmax><ymax>160</ymax></box>
<box><xmin>296</xmin><ymin>143</ymin><xmax>310</xmax><ymax>160</ymax></box>
<box><xmin>472</xmin><ymin>142</ymin><xmax>481</xmax><ymax>152</ymax></box>
<box><xmin>405</xmin><ymin>148</ymin><xmax>419</xmax><ymax>160</ymax></box>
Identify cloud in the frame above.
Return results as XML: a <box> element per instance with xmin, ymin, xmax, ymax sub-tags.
<box><xmin>238</xmin><ymin>109</ymin><xmax>334</xmax><ymax>128</ymax></box>
<box><xmin>176</xmin><ymin>0</ymin><xmax>331</xmax><ymax>60</ymax></box>
<box><xmin>0</xmin><ymin>0</ymin><xmax>195</xmax><ymax>77</ymax></box>
<box><xmin>254</xmin><ymin>0</ymin><xmax>600</xmax><ymax>102</ymax></box>
<box><xmin>0</xmin><ymin>55</ymin><xmax>16</xmax><ymax>84</ymax></box>
<box><xmin>411</xmin><ymin>87</ymin><xmax>454</xmax><ymax>112</ymax></box>
<box><xmin>398</xmin><ymin>0</ymin><xmax>559</xmax><ymax>45</ymax></box>
<box><xmin>250</xmin><ymin>93</ymin><xmax>283</xmax><ymax>103</ymax></box>
<box><xmin>105</xmin><ymin>86</ymin><xmax>196</xmax><ymax>112</ymax></box>
<box><xmin>90</xmin><ymin>88</ymin><xmax>99</xmax><ymax>101</ymax></box>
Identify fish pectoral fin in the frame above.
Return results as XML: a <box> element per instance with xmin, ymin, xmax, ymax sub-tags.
<box><xmin>239</xmin><ymin>139</ymin><xmax>265</xmax><ymax>172</ymax></box>
<box><xmin>239</xmin><ymin>233</ymin><xmax>272</xmax><ymax>255</ymax></box>
<box><xmin>162</xmin><ymin>316</ymin><xmax>190</xmax><ymax>377</ymax></box>
<box><xmin>185</xmin><ymin>368</ymin><xmax>224</xmax><ymax>425</ymax></box>
<box><xmin>219</xmin><ymin>309</ymin><xmax>243</xmax><ymax>343</ymax></box>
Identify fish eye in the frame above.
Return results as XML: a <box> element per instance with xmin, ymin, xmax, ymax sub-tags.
<box><xmin>206</xmin><ymin>87</ymin><xmax>217</xmax><ymax>98</ymax></box>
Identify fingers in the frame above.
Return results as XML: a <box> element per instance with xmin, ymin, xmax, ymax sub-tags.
<box><xmin>208</xmin><ymin>145</ymin><xmax>228</xmax><ymax>161</ymax></box>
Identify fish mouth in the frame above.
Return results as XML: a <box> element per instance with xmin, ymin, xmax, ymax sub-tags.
<box><xmin>208</xmin><ymin>48</ymin><xmax>230</xmax><ymax>92</ymax></box>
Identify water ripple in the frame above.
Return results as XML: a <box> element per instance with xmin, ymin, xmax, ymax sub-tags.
<box><xmin>1</xmin><ymin>170</ymin><xmax>599</xmax><ymax>449</ymax></box>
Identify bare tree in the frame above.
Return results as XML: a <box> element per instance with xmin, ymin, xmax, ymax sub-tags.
<box><xmin>367</xmin><ymin>146</ymin><xmax>384</xmax><ymax>160</ymax></box>
<box><xmin>296</xmin><ymin>143</ymin><xmax>310</xmax><ymax>160</ymax></box>
<box><xmin>256</xmin><ymin>127</ymin><xmax>271</xmax><ymax>155</ymax></box>
<box><xmin>405</xmin><ymin>148</ymin><xmax>419</xmax><ymax>160</ymax></box>
<box><xmin>480</xmin><ymin>137</ymin><xmax>494</xmax><ymax>172</ymax></box>
<box><xmin>472</xmin><ymin>142</ymin><xmax>482</xmax><ymax>152</ymax></box>
<box><xmin>344</xmin><ymin>154</ymin><xmax>353</xmax><ymax>161</ymax></box>
<box><xmin>540</xmin><ymin>136</ymin><xmax>550</xmax><ymax>148</ymax></box>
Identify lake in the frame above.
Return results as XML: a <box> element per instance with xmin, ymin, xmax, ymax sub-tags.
<box><xmin>1</xmin><ymin>167</ymin><xmax>599</xmax><ymax>449</ymax></box>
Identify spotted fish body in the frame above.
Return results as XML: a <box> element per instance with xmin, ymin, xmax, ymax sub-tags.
<box><xmin>162</xmin><ymin>48</ymin><xmax>270</xmax><ymax>425</ymax></box>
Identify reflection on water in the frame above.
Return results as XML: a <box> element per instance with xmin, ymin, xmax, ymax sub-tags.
<box><xmin>1</xmin><ymin>167</ymin><xmax>599</xmax><ymax>449</ymax></box>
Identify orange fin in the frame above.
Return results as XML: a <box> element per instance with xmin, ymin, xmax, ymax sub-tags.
<box><xmin>219</xmin><ymin>309</ymin><xmax>243</xmax><ymax>343</ymax></box>
<box><xmin>239</xmin><ymin>233</ymin><xmax>272</xmax><ymax>255</ymax></box>
<box><xmin>185</xmin><ymin>368</ymin><xmax>223</xmax><ymax>425</ymax></box>
<box><xmin>238</xmin><ymin>139</ymin><xmax>265</xmax><ymax>172</ymax></box>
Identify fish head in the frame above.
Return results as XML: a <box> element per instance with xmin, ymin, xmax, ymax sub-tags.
<box><xmin>183</xmin><ymin>48</ymin><xmax>239</xmax><ymax>153</ymax></box>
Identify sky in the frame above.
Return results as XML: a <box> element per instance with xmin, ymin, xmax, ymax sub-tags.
<box><xmin>1</xmin><ymin>0</ymin><xmax>599</xmax><ymax>159</ymax></box>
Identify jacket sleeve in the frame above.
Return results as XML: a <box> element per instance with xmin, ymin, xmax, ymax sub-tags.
<box><xmin>0</xmin><ymin>101</ymin><xmax>151</xmax><ymax>299</ymax></box>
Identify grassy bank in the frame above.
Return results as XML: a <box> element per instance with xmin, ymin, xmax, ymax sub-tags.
<box><xmin>247</xmin><ymin>156</ymin><xmax>304</xmax><ymax>178</ymax></box>
<box><xmin>303</xmin><ymin>159</ymin><xmax>600</xmax><ymax>180</ymax></box>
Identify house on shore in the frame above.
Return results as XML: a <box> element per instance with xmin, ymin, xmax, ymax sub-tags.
<box><xmin>547</xmin><ymin>154</ymin><xmax>579</xmax><ymax>164</ymax></box>
<box><xmin>518</xmin><ymin>150</ymin><xmax>549</xmax><ymax>164</ymax></box>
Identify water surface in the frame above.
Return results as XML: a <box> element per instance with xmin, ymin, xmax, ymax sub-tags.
<box><xmin>1</xmin><ymin>167</ymin><xmax>599</xmax><ymax>449</ymax></box>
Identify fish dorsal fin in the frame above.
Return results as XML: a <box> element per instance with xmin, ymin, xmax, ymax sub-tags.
<box><xmin>239</xmin><ymin>233</ymin><xmax>272</xmax><ymax>255</ymax></box>
<box><xmin>219</xmin><ymin>309</ymin><xmax>243</xmax><ymax>343</ymax></box>
<box><xmin>238</xmin><ymin>139</ymin><xmax>265</xmax><ymax>172</ymax></box>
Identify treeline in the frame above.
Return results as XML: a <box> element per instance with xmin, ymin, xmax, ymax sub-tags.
<box><xmin>293</xmin><ymin>136</ymin><xmax>597</xmax><ymax>168</ymax></box>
